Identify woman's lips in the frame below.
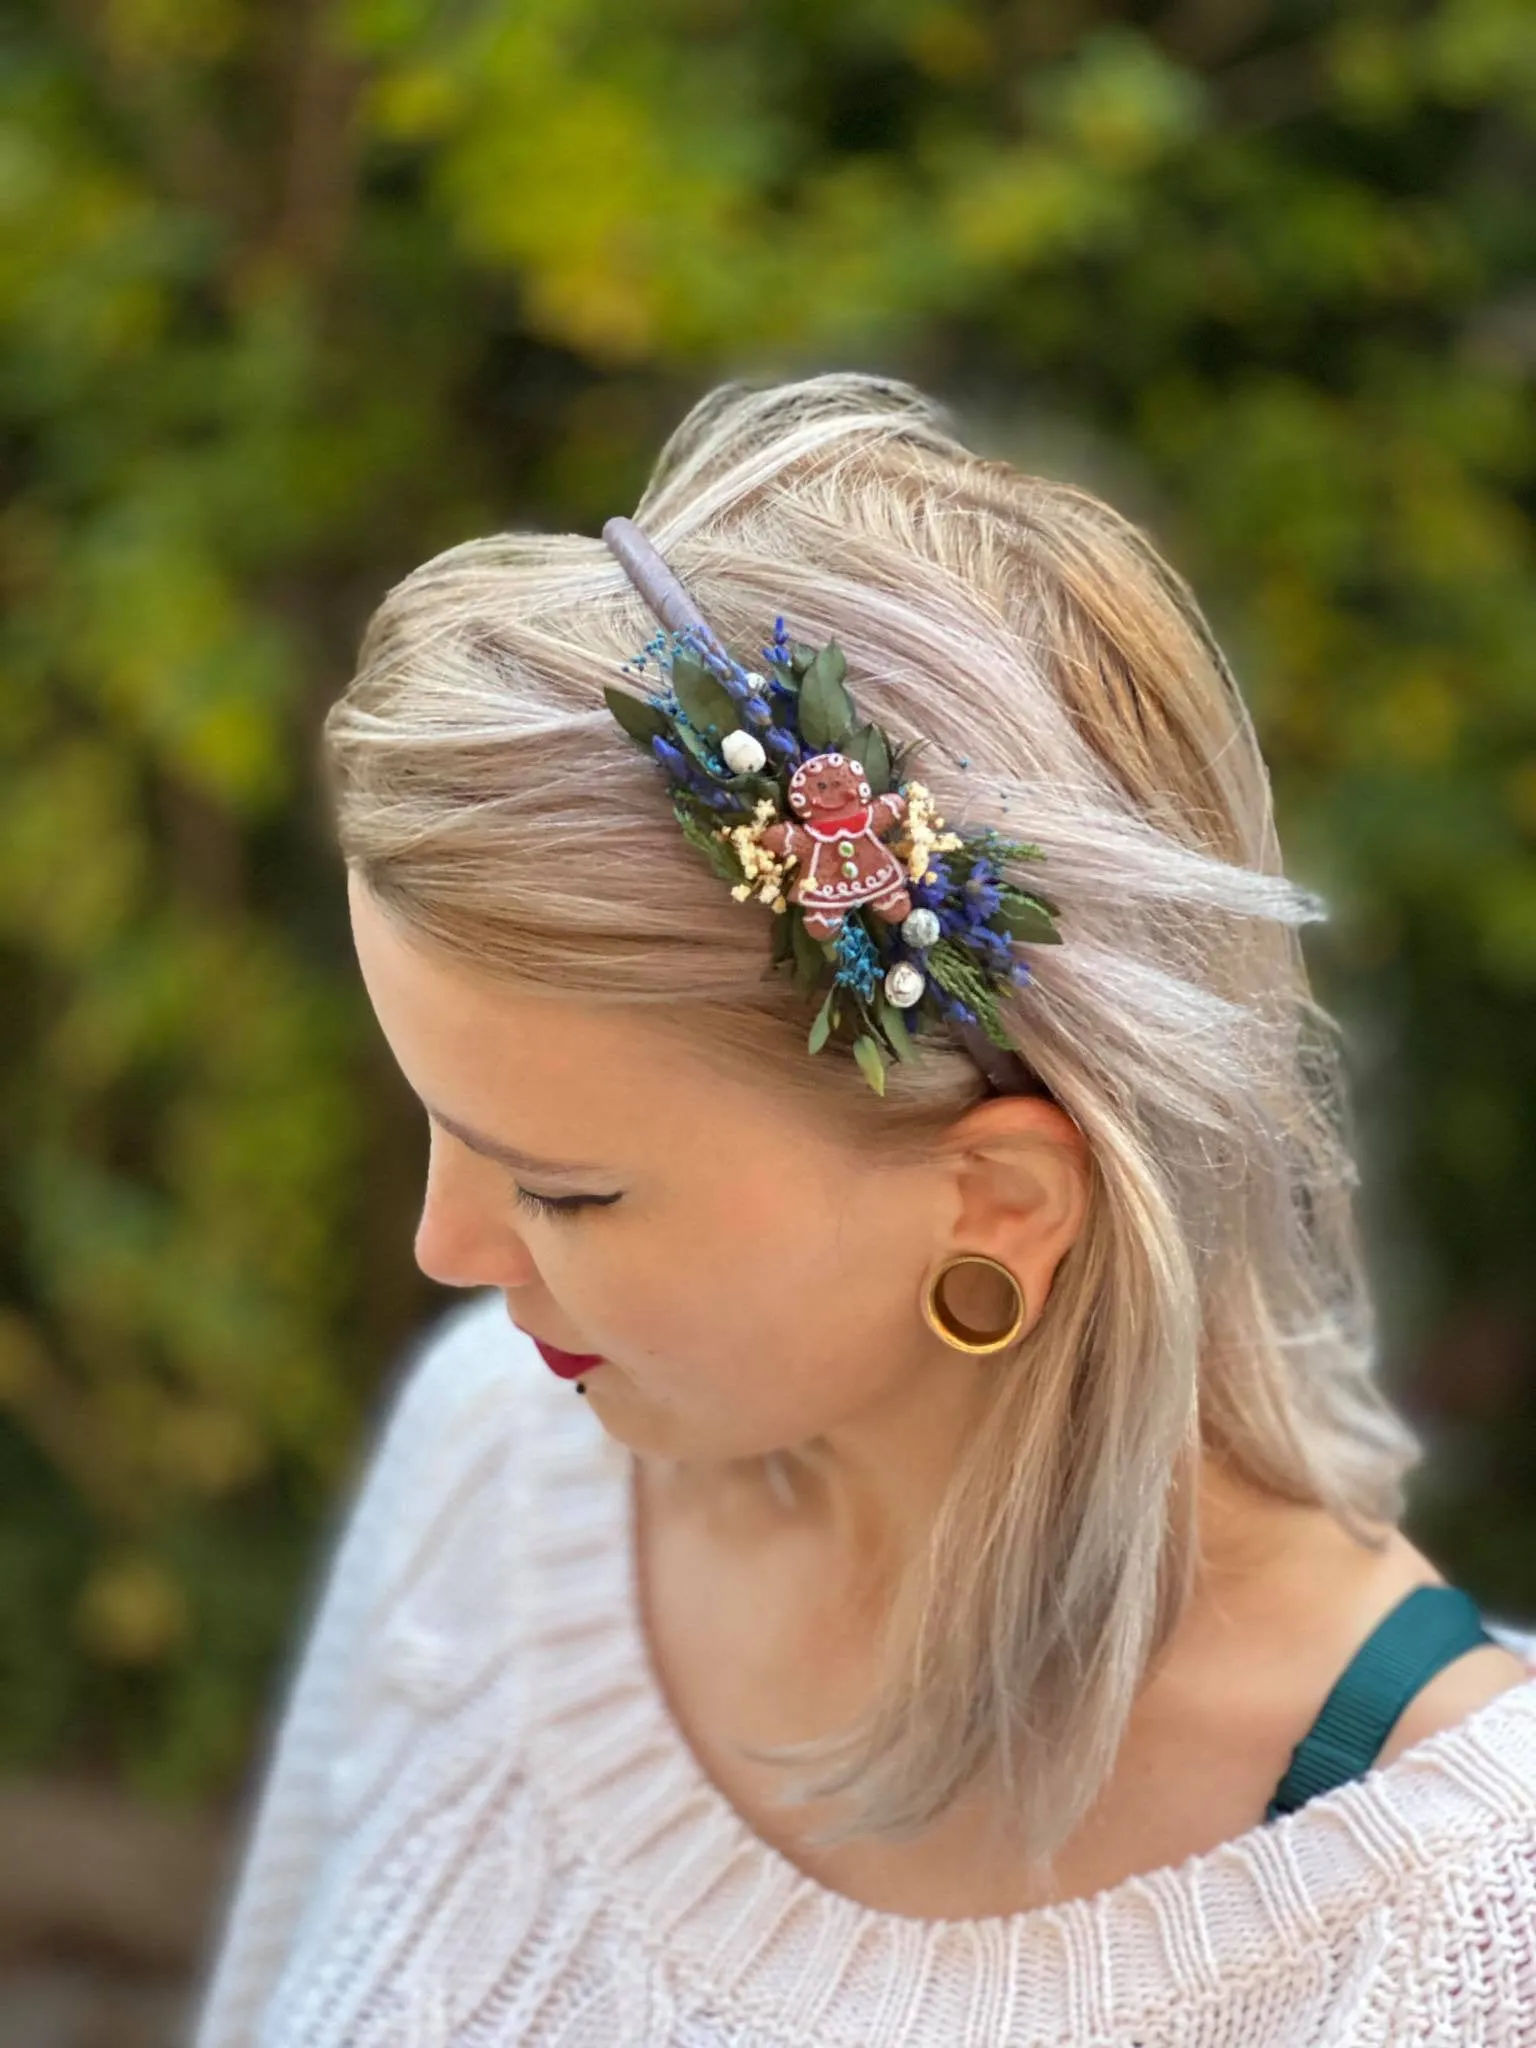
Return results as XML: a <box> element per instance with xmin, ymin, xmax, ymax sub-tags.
<box><xmin>530</xmin><ymin>1337</ymin><xmax>605</xmax><ymax>1381</ymax></box>
<box><xmin>505</xmin><ymin>1312</ymin><xmax>605</xmax><ymax>1381</ymax></box>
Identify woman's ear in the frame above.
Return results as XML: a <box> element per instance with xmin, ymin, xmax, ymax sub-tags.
<box><xmin>933</xmin><ymin>1098</ymin><xmax>1091</xmax><ymax>1335</ymax></box>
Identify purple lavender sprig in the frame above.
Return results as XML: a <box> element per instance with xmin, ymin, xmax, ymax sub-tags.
<box><xmin>675</xmin><ymin>624</ymin><xmax>752</xmax><ymax>703</ymax></box>
<box><xmin>766</xmin><ymin>615</ymin><xmax>795</xmax><ymax>669</ymax></box>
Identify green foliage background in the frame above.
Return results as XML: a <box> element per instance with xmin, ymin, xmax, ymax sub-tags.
<box><xmin>2</xmin><ymin>0</ymin><xmax>1533</xmax><ymax>1806</ymax></box>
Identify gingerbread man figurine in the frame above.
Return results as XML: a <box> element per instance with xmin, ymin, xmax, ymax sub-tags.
<box><xmin>759</xmin><ymin>751</ymin><xmax>912</xmax><ymax>940</ymax></box>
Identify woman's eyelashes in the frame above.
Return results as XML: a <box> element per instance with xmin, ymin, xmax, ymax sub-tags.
<box><xmin>511</xmin><ymin>1185</ymin><xmax>620</xmax><ymax>1221</ymax></box>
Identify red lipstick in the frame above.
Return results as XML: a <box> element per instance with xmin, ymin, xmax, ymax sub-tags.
<box><xmin>530</xmin><ymin>1337</ymin><xmax>605</xmax><ymax>1382</ymax></box>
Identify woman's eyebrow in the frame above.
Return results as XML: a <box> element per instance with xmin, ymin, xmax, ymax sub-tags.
<box><xmin>424</xmin><ymin>1105</ymin><xmax>608</xmax><ymax>1178</ymax></box>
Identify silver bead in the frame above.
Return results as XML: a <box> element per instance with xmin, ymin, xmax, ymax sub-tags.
<box><xmin>884</xmin><ymin>961</ymin><xmax>925</xmax><ymax>1009</ymax></box>
<box><xmin>901</xmin><ymin>908</ymin><xmax>941</xmax><ymax>949</ymax></box>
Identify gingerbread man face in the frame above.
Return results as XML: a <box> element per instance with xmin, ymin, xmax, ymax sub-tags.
<box><xmin>788</xmin><ymin>752</ymin><xmax>871</xmax><ymax>817</ymax></box>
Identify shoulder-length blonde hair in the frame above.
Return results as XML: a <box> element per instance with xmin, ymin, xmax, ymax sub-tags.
<box><xmin>323</xmin><ymin>373</ymin><xmax>1420</xmax><ymax>1864</ymax></box>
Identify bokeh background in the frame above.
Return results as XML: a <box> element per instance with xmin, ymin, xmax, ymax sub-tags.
<box><xmin>3</xmin><ymin>1</ymin><xmax>1534</xmax><ymax>2040</ymax></box>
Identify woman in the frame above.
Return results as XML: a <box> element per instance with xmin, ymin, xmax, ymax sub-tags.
<box><xmin>194</xmin><ymin>375</ymin><xmax>1536</xmax><ymax>2046</ymax></box>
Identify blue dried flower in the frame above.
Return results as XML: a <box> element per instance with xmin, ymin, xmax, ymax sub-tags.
<box><xmin>966</xmin><ymin>924</ymin><xmax>1016</xmax><ymax>969</ymax></box>
<box><xmin>962</xmin><ymin>859</ymin><xmax>1002</xmax><ymax>924</ymax></box>
<box><xmin>909</xmin><ymin>857</ymin><xmax>955</xmax><ymax>912</ymax></box>
<box><xmin>765</xmin><ymin>676</ymin><xmax>800</xmax><ymax>722</ymax></box>
<box><xmin>676</xmin><ymin>625</ymin><xmax>751</xmax><ymax>700</ymax></box>
<box><xmin>832</xmin><ymin>919</ymin><xmax>881</xmax><ymax>1002</ymax></box>
<box><xmin>651</xmin><ymin>736</ymin><xmax>691</xmax><ymax>781</ymax></box>
<box><xmin>767</xmin><ymin>616</ymin><xmax>794</xmax><ymax>667</ymax></box>
<box><xmin>623</xmin><ymin>628</ymin><xmax>672</xmax><ymax>676</ymax></box>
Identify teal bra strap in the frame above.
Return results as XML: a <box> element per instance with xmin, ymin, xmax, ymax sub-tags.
<box><xmin>1265</xmin><ymin>1584</ymin><xmax>1494</xmax><ymax>1822</ymax></box>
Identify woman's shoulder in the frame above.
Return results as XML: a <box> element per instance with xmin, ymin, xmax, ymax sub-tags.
<box><xmin>1484</xmin><ymin>1616</ymin><xmax>1536</xmax><ymax>1665</ymax></box>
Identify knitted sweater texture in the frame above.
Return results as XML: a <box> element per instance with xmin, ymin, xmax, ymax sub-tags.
<box><xmin>192</xmin><ymin>1290</ymin><xmax>1536</xmax><ymax>2047</ymax></box>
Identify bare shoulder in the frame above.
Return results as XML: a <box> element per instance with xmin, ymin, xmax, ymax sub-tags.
<box><xmin>1351</xmin><ymin>1528</ymin><xmax>1535</xmax><ymax>1765</ymax></box>
<box><xmin>1376</xmin><ymin>1636</ymin><xmax>1534</xmax><ymax>1765</ymax></box>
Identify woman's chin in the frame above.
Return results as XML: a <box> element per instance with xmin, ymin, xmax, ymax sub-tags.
<box><xmin>579</xmin><ymin>1376</ymin><xmax>805</xmax><ymax>1466</ymax></box>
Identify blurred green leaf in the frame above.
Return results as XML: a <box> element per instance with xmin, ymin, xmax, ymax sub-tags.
<box><xmin>3</xmin><ymin>0</ymin><xmax>1535</xmax><ymax>1809</ymax></box>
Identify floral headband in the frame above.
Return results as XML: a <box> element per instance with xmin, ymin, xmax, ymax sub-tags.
<box><xmin>599</xmin><ymin>517</ymin><xmax>1061</xmax><ymax>1097</ymax></box>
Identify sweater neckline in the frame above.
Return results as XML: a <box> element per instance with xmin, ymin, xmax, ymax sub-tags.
<box><xmin>506</xmin><ymin>1340</ymin><xmax>1536</xmax><ymax>2044</ymax></box>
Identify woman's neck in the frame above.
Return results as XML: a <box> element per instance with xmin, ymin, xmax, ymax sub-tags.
<box><xmin>649</xmin><ymin>1380</ymin><xmax>1369</xmax><ymax>1659</ymax></box>
<box><xmin>658</xmin><ymin>1352</ymin><xmax>998</xmax><ymax>1595</ymax></box>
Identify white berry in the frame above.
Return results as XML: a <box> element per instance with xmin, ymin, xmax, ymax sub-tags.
<box><xmin>721</xmin><ymin>729</ymin><xmax>767</xmax><ymax>775</ymax></box>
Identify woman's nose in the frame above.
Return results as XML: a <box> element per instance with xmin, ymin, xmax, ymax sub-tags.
<box><xmin>413</xmin><ymin>1147</ymin><xmax>539</xmax><ymax>1291</ymax></box>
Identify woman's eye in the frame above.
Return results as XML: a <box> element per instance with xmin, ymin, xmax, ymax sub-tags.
<box><xmin>512</xmin><ymin>1185</ymin><xmax>604</xmax><ymax>1221</ymax></box>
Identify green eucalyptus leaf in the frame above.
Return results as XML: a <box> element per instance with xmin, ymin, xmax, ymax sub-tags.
<box><xmin>671</xmin><ymin>649</ymin><xmax>741</xmax><ymax>736</ymax></box>
<box><xmin>890</xmin><ymin>735</ymin><xmax>928</xmax><ymax>785</ymax></box>
<box><xmin>790</xmin><ymin>640</ymin><xmax>818</xmax><ymax>678</ymax></box>
<box><xmin>718</xmin><ymin>770</ymin><xmax>781</xmax><ymax>806</ymax></box>
<box><xmin>799</xmin><ymin>642</ymin><xmax>856</xmax><ymax>751</ymax></box>
<box><xmin>850</xmin><ymin>721</ymin><xmax>891</xmax><ymax>794</ymax></box>
<box><xmin>852</xmin><ymin>1033</ymin><xmax>888</xmax><ymax>1096</ymax></box>
<box><xmin>790</xmin><ymin>913</ymin><xmax>827</xmax><ymax>992</ymax></box>
<box><xmin>670</xmin><ymin>716</ymin><xmax>720</xmax><ymax>771</ymax></box>
<box><xmin>669</xmin><ymin>647</ymin><xmax>709</xmax><ymax>696</ymax></box>
<box><xmin>810</xmin><ymin>641</ymin><xmax>848</xmax><ymax>687</ymax></box>
<box><xmin>878</xmin><ymin>999</ymin><xmax>920</xmax><ymax>1063</ymax></box>
<box><xmin>808</xmin><ymin>988</ymin><xmax>836</xmax><ymax>1055</ymax></box>
<box><xmin>603</xmin><ymin>684</ymin><xmax>671</xmax><ymax>747</ymax></box>
<box><xmin>995</xmin><ymin>893</ymin><xmax>1062</xmax><ymax>944</ymax></box>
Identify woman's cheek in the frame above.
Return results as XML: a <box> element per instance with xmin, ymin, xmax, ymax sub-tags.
<box><xmin>568</xmin><ymin>1250</ymin><xmax>677</xmax><ymax>1365</ymax></box>
<box><xmin>598</xmin><ymin>1268</ymin><xmax>744</xmax><ymax>1380</ymax></box>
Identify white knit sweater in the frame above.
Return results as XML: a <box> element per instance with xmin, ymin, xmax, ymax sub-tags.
<box><xmin>193</xmin><ymin>1290</ymin><xmax>1536</xmax><ymax>2047</ymax></box>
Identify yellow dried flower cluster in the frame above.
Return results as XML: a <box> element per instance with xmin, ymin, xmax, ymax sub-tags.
<box><xmin>720</xmin><ymin>796</ymin><xmax>797</xmax><ymax>913</ymax></box>
<box><xmin>896</xmin><ymin>781</ymin><xmax>964</xmax><ymax>884</ymax></box>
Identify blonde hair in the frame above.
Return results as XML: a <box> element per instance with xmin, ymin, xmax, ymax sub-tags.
<box><xmin>323</xmin><ymin>373</ymin><xmax>1421</xmax><ymax>1862</ymax></box>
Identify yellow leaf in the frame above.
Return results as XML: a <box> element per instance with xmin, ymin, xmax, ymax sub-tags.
<box><xmin>76</xmin><ymin>1556</ymin><xmax>189</xmax><ymax>1666</ymax></box>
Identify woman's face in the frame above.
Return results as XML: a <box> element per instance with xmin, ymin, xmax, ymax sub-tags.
<box><xmin>348</xmin><ymin>874</ymin><xmax>1082</xmax><ymax>1464</ymax></box>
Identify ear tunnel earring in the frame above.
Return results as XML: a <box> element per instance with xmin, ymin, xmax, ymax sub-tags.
<box><xmin>920</xmin><ymin>1252</ymin><xmax>1028</xmax><ymax>1355</ymax></box>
